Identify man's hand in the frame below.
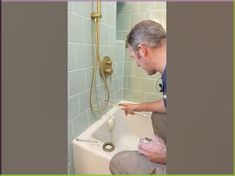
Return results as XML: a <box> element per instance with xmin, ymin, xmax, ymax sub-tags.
<box><xmin>118</xmin><ymin>103</ymin><xmax>140</xmax><ymax>116</ymax></box>
<box><xmin>138</xmin><ymin>135</ymin><xmax>166</xmax><ymax>164</ymax></box>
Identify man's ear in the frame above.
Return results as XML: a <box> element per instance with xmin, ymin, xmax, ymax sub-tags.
<box><xmin>137</xmin><ymin>44</ymin><xmax>148</xmax><ymax>57</ymax></box>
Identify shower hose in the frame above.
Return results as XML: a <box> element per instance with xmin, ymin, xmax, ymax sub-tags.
<box><xmin>89</xmin><ymin>16</ymin><xmax>110</xmax><ymax>112</ymax></box>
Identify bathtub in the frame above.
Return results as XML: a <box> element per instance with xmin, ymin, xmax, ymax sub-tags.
<box><xmin>73</xmin><ymin>101</ymin><xmax>154</xmax><ymax>174</ymax></box>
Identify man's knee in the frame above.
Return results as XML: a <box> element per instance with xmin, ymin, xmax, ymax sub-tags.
<box><xmin>109</xmin><ymin>155</ymin><xmax>118</xmax><ymax>174</ymax></box>
<box><xmin>109</xmin><ymin>151</ymin><xmax>130</xmax><ymax>174</ymax></box>
<box><xmin>109</xmin><ymin>151</ymin><xmax>166</xmax><ymax>174</ymax></box>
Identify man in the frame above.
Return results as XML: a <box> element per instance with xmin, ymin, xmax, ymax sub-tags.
<box><xmin>109</xmin><ymin>20</ymin><xmax>167</xmax><ymax>174</ymax></box>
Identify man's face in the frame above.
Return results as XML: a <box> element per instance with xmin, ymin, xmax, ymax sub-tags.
<box><xmin>128</xmin><ymin>45</ymin><xmax>156</xmax><ymax>75</ymax></box>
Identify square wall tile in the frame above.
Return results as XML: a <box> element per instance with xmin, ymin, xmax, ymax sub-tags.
<box><xmin>68</xmin><ymin>13</ymin><xmax>84</xmax><ymax>43</ymax></box>
<box><xmin>123</xmin><ymin>88</ymin><xmax>134</xmax><ymax>101</ymax></box>
<box><xmin>109</xmin><ymin>27</ymin><xmax>116</xmax><ymax>45</ymax></box>
<box><xmin>137</xmin><ymin>2</ymin><xmax>151</xmax><ymax>13</ymax></box>
<box><xmin>140</xmin><ymin>78</ymin><xmax>156</xmax><ymax>93</ymax></box>
<box><xmin>124</xmin><ymin>49</ymin><xmax>130</xmax><ymax>61</ymax></box>
<box><xmin>111</xmin><ymin>78</ymin><xmax>120</xmax><ymax>93</ymax></box>
<box><xmin>100</xmin><ymin>24</ymin><xmax>109</xmax><ymax>45</ymax></box>
<box><xmin>145</xmin><ymin>92</ymin><xmax>162</xmax><ymax>102</ymax></box>
<box><xmin>83</xmin><ymin>18</ymin><xmax>93</xmax><ymax>44</ymax></box>
<box><xmin>116</xmin><ymin>31</ymin><xmax>122</xmax><ymax>40</ymax></box>
<box><xmin>112</xmin><ymin>63</ymin><xmax>118</xmax><ymax>79</ymax></box>
<box><xmin>72</xmin><ymin>111</ymin><xmax>88</xmax><ymax>137</ymax></box>
<box><xmin>73</xmin><ymin>1</ymin><xmax>92</xmax><ymax>18</ymax></box>
<box><xmin>130</xmin><ymin>13</ymin><xmax>147</xmax><ymax>29</ymax></box>
<box><xmin>122</xmin><ymin>31</ymin><xmax>129</xmax><ymax>41</ymax></box>
<box><xmin>100</xmin><ymin>1</ymin><xmax>106</xmax><ymax>24</ymax></box>
<box><xmin>115</xmin><ymin>46</ymin><xmax>125</xmax><ymax>62</ymax></box>
<box><xmin>86</xmin><ymin>67</ymin><xmax>93</xmax><ymax>90</ymax></box>
<box><xmin>68</xmin><ymin>95</ymin><xmax>79</xmax><ymax>121</ymax></box>
<box><xmin>68</xmin><ymin>70</ymin><xmax>86</xmax><ymax>96</ymax></box>
<box><xmin>117</xmin><ymin>14</ymin><xmax>130</xmax><ymax>30</ymax></box>
<box><xmin>79</xmin><ymin>90</ymin><xmax>90</xmax><ymax>113</ymax></box>
<box><xmin>128</xmin><ymin>76</ymin><xmax>141</xmax><ymax>91</ymax></box>
<box><xmin>97</xmin><ymin>84</ymin><xmax>105</xmax><ymax>100</ymax></box>
<box><xmin>123</xmin><ymin>2</ymin><xmax>138</xmax><ymax>14</ymax></box>
<box><xmin>132</xmin><ymin>90</ymin><xmax>146</xmax><ymax>103</ymax></box>
<box><xmin>105</xmin><ymin>46</ymin><xmax>115</xmax><ymax>61</ymax></box>
<box><xmin>111</xmin><ymin>89</ymin><xmax>123</xmax><ymax>103</ymax></box>
<box><xmin>68</xmin><ymin>44</ymin><xmax>77</xmax><ymax>71</ymax></box>
<box><xmin>118</xmin><ymin>77</ymin><xmax>123</xmax><ymax>91</ymax></box>
<box><xmin>150</xmin><ymin>11</ymin><xmax>165</xmax><ymax>27</ymax></box>
<box><xmin>115</xmin><ymin>40</ymin><xmax>125</xmax><ymax>46</ymax></box>
<box><xmin>105</xmin><ymin>3</ymin><xmax>116</xmax><ymax>26</ymax></box>
<box><xmin>117</xmin><ymin>62</ymin><xmax>124</xmax><ymax>77</ymax></box>
<box><xmin>123</xmin><ymin>76</ymin><xmax>128</xmax><ymax>89</ymax></box>
<box><xmin>124</xmin><ymin>61</ymin><xmax>135</xmax><ymax>76</ymax></box>
<box><xmin>100</xmin><ymin>45</ymin><xmax>106</xmax><ymax>57</ymax></box>
<box><xmin>76</xmin><ymin>44</ymin><xmax>93</xmax><ymax>68</ymax></box>
<box><xmin>95</xmin><ymin>69</ymin><xmax>103</xmax><ymax>85</ymax></box>
<box><xmin>155</xmin><ymin>2</ymin><xmax>166</xmax><ymax>10</ymax></box>
<box><xmin>87</xmin><ymin>109</ymin><xmax>100</xmax><ymax>125</ymax></box>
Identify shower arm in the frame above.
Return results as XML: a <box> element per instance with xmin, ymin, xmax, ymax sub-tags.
<box><xmin>91</xmin><ymin>0</ymin><xmax>102</xmax><ymax>22</ymax></box>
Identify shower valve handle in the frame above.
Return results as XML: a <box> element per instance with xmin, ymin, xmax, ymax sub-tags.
<box><xmin>106</xmin><ymin>60</ymin><xmax>112</xmax><ymax>65</ymax></box>
<box><xmin>105</xmin><ymin>68</ymin><xmax>112</xmax><ymax>73</ymax></box>
<box><xmin>100</xmin><ymin>56</ymin><xmax>113</xmax><ymax>80</ymax></box>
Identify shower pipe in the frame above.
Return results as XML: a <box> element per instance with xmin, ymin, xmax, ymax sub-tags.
<box><xmin>90</xmin><ymin>0</ymin><xmax>110</xmax><ymax>112</ymax></box>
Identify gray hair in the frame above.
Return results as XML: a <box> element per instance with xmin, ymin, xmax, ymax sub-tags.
<box><xmin>126</xmin><ymin>20</ymin><xmax>166</xmax><ymax>50</ymax></box>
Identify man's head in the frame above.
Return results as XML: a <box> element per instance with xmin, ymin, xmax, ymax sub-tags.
<box><xmin>126</xmin><ymin>20</ymin><xmax>166</xmax><ymax>75</ymax></box>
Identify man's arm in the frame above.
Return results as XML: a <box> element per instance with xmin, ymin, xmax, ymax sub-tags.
<box><xmin>136</xmin><ymin>99</ymin><xmax>166</xmax><ymax>113</ymax></box>
<box><xmin>119</xmin><ymin>99</ymin><xmax>166</xmax><ymax>115</ymax></box>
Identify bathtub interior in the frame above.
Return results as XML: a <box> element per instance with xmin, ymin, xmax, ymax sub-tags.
<box><xmin>91</xmin><ymin>104</ymin><xmax>154</xmax><ymax>151</ymax></box>
<box><xmin>73</xmin><ymin>101</ymin><xmax>155</xmax><ymax>174</ymax></box>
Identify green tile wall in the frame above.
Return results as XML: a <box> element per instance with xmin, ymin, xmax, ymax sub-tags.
<box><xmin>68</xmin><ymin>1</ymin><xmax>124</xmax><ymax>173</ymax></box>
<box><xmin>117</xmin><ymin>2</ymin><xmax>166</xmax><ymax>103</ymax></box>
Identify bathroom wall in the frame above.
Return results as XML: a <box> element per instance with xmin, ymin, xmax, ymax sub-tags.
<box><xmin>117</xmin><ymin>2</ymin><xmax>166</xmax><ymax>103</ymax></box>
<box><xmin>68</xmin><ymin>1</ymin><xmax>125</xmax><ymax>173</ymax></box>
<box><xmin>68</xmin><ymin>1</ymin><xmax>166</xmax><ymax>173</ymax></box>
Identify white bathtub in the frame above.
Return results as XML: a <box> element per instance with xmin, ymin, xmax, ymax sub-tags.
<box><xmin>73</xmin><ymin>101</ymin><xmax>154</xmax><ymax>174</ymax></box>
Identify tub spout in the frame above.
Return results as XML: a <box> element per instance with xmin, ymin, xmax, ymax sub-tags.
<box><xmin>107</xmin><ymin>117</ymin><xmax>115</xmax><ymax>131</ymax></box>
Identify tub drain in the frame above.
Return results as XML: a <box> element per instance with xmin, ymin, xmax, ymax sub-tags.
<box><xmin>102</xmin><ymin>142</ymin><xmax>115</xmax><ymax>152</ymax></box>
